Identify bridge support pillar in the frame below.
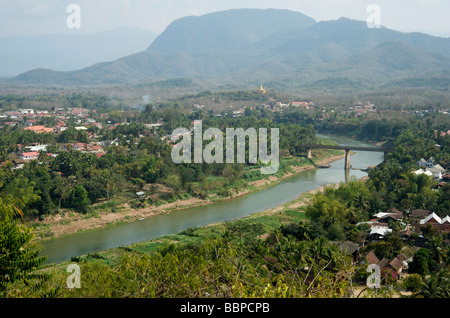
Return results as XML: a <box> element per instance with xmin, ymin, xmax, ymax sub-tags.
<box><xmin>306</xmin><ymin>148</ymin><xmax>312</xmax><ymax>159</ymax></box>
<box><xmin>344</xmin><ymin>149</ymin><xmax>351</xmax><ymax>170</ymax></box>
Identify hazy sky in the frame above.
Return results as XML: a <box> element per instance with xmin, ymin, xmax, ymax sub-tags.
<box><xmin>1</xmin><ymin>0</ymin><xmax>449</xmax><ymax>38</ymax></box>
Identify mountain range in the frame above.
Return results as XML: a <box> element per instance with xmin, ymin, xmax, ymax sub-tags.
<box><xmin>5</xmin><ymin>8</ymin><xmax>450</xmax><ymax>93</ymax></box>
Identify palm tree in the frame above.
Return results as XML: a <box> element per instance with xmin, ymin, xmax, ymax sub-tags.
<box><xmin>412</xmin><ymin>270</ymin><xmax>450</xmax><ymax>298</ymax></box>
<box><xmin>353</xmin><ymin>192</ymin><xmax>370</xmax><ymax>214</ymax></box>
<box><xmin>38</xmin><ymin>150</ymin><xmax>47</xmax><ymax>162</ymax></box>
<box><xmin>0</xmin><ymin>194</ymin><xmax>23</xmax><ymax>220</ymax></box>
<box><xmin>347</xmin><ymin>207</ymin><xmax>360</xmax><ymax>224</ymax></box>
<box><xmin>427</xmin><ymin>235</ymin><xmax>446</xmax><ymax>264</ymax></box>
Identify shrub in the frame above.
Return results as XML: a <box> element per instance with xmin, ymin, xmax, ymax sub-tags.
<box><xmin>402</xmin><ymin>274</ymin><xmax>423</xmax><ymax>292</ymax></box>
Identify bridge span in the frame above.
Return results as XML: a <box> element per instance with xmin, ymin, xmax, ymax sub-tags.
<box><xmin>305</xmin><ymin>144</ymin><xmax>395</xmax><ymax>170</ymax></box>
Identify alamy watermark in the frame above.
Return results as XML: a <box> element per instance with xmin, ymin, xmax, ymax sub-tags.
<box><xmin>366</xmin><ymin>4</ymin><xmax>381</xmax><ymax>29</ymax></box>
<box><xmin>366</xmin><ymin>264</ymin><xmax>381</xmax><ymax>289</ymax></box>
<box><xmin>66</xmin><ymin>264</ymin><xmax>81</xmax><ymax>289</ymax></box>
<box><xmin>170</xmin><ymin>121</ymin><xmax>279</xmax><ymax>175</ymax></box>
<box><xmin>66</xmin><ymin>4</ymin><xmax>81</xmax><ymax>29</ymax></box>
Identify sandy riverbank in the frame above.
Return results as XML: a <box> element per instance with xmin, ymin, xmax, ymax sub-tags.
<box><xmin>34</xmin><ymin>153</ymin><xmax>346</xmax><ymax>240</ymax></box>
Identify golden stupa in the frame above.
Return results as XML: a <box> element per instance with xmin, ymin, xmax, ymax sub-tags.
<box><xmin>257</xmin><ymin>83</ymin><xmax>266</xmax><ymax>94</ymax></box>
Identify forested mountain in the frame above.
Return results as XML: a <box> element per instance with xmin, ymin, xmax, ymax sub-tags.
<box><xmin>148</xmin><ymin>8</ymin><xmax>316</xmax><ymax>54</ymax></box>
<box><xmin>6</xmin><ymin>9</ymin><xmax>450</xmax><ymax>92</ymax></box>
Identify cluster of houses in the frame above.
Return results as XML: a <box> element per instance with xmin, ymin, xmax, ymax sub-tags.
<box><xmin>0</xmin><ymin>107</ymin><xmax>127</xmax><ymax>169</ymax></box>
<box><xmin>405</xmin><ymin>108</ymin><xmax>450</xmax><ymax>118</ymax></box>
<box><xmin>0</xmin><ymin>107</ymin><xmax>102</xmax><ymax>133</ymax></box>
<box><xmin>12</xmin><ymin>141</ymin><xmax>106</xmax><ymax>169</ymax></box>
<box><xmin>415</xmin><ymin>157</ymin><xmax>448</xmax><ymax>180</ymax></box>
<box><xmin>1</xmin><ymin>108</ymin><xmax>51</xmax><ymax>120</ymax></box>
<box><xmin>340</xmin><ymin>101</ymin><xmax>377</xmax><ymax>117</ymax></box>
<box><xmin>256</xmin><ymin>101</ymin><xmax>316</xmax><ymax>112</ymax></box>
<box><xmin>1</xmin><ymin>106</ymin><xmax>173</xmax><ymax>172</ymax></box>
<box><xmin>269</xmin><ymin>101</ymin><xmax>316</xmax><ymax>110</ymax></box>
<box><xmin>333</xmin><ymin>239</ymin><xmax>409</xmax><ymax>282</ymax></box>
<box><xmin>64</xmin><ymin>142</ymin><xmax>105</xmax><ymax>157</ymax></box>
<box><xmin>362</xmin><ymin>207</ymin><xmax>450</xmax><ymax>242</ymax></box>
<box><xmin>210</xmin><ymin>96</ymin><xmax>374</xmax><ymax>116</ymax></box>
<box><xmin>333</xmin><ymin>206</ymin><xmax>450</xmax><ymax>283</ymax></box>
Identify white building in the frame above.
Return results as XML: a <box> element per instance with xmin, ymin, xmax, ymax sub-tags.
<box><xmin>27</xmin><ymin>144</ymin><xmax>47</xmax><ymax>152</ymax></box>
<box><xmin>426</xmin><ymin>157</ymin><xmax>435</xmax><ymax>167</ymax></box>
<box><xmin>426</xmin><ymin>165</ymin><xmax>445</xmax><ymax>179</ymax></box>
<box><xmin>20</xmin><ymin>109</ymin><xmax>34</xmax><ymax>115</ymax></box>
<box><xmin>415</xmin><ymin>158</ymin><xmax>446</xmax><ymax>179</ymax></box>
<box><xmin>414</xmin><ymin>169</ymin><xmax>433</xmax><ymax>177</ymax></box>
<box><xmin>417</xmin><ymin>158</ymin><xmax>426</xmax><ymax>167</ymax></box>
<box><xmin>417</xmin><ymin>157</ymin><xmax>435</xmax><ymax>168</ymax></box>
<box><xmin>369</xmin><ymin>226</ymin><xmax>392</xmax><ymax>241</ymax></box>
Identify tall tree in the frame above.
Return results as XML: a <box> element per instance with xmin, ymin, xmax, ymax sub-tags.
<box><xmin>427</xmin><ymin>235</ymin><xmax>446</xmax><ymax>264</ymax></box>
<box><xmin>70</xmin><ymin>185</ymin><xmax>91</xmax><ymax>213</ymax></box>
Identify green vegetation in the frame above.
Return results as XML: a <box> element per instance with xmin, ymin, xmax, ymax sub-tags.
<box><xmin>0</xmin><ymin>103</ymin><xmax>322</xmax><ymax>223</ymax></box>
<box><xmin>0</xmin><ymin>195</ymin><xmax>48</xmax><ymax>296</ymax></box>
<box><xmin>2</xmin><ymin>6</ymin><xmax>450</xmax><ymax>300</ymax></box>
<box><xmin>0</xmin><ymin>88</ymin><xmax>449</xmax><ymax>299</ymax></box>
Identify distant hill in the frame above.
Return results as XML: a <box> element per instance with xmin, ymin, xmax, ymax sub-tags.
<box><xmin>148</xmin><ymin>8</ymin><xmax>316</xmax><ymax>53</ymax></box>
<box><xmin>6</xmin><ymin>9</ymin><xmax>450</xmax><ymax>93</ymax></box>
<box><xmin>263</xmin><ymin>18</ymin><xmax>450</xmax><ymax>57</ymax></box>
<box><xmin>0</xmin><ymin>27</ymin><xmax>157</xmax><ymax>77</ymax></box>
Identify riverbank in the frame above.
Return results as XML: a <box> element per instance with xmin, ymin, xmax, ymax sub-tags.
<box><xmin>33</xmin><ymin>153</ymin><xmax>346</xmax><ymax>241</ymax></box>
<box><xmin>252</xmin><ymin>175</ymin><xmax>370</xmax><ymax>218</ymax></box>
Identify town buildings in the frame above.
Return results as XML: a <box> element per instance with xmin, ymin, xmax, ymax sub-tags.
<box><xmin>415</xmin><ymin>157</ymin><xmax>447</xmax><ymax>180</ymax></box>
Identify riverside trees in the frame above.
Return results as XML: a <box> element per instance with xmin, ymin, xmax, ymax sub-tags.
<box><xmin>0</xmin><ymin>109</ymin><xmax>319</xmax><ymax>220</ymax></box>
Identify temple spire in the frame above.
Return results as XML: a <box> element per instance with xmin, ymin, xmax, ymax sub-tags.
<box><xmin>258</xmin><ymin>83</ymin><xmax>266</xmax><ymax>94</ymax></box>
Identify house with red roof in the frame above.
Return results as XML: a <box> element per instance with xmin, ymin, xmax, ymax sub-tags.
<box><xmin>24</xmin><ymin>125</ymin><xmax>53</xmax><ymax>134</ymax></box>
<box><xmin>21</xmin><ymin>152</ymin><xmax>39</xmax><ymax>161</ymax></box>
<box><xmin>73</xmin><ymin>143</ymin><xmax>86</xmax><ymax>151</ymax></box>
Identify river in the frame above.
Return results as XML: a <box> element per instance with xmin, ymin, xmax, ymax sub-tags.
<box><xmin>40</xmin><ymin>135</ymin><xmax>385</xmax><ymax>264</ymax></box>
